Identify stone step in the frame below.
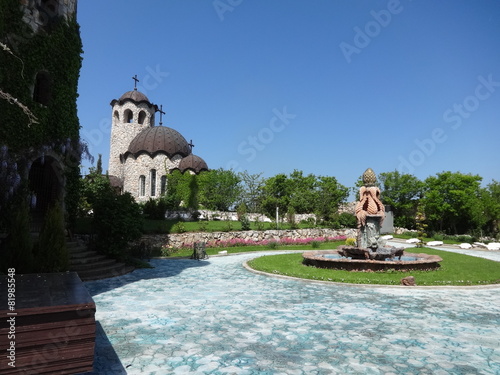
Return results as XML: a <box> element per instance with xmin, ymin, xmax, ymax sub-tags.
<box><xmin>70</xmin><ymin>258</ymin><xmax>117</xmax><ymax>271</ymax></box>
<box><xmin>69</xmin><ymin>254</ymin><xmax>107</xmax><ymax>266</ymax></box>
<box><xmin>70</xmin><ymin>250</ymin><xmax>99</xmax><ymax>259</ymax></box>
<box><xmin>76</xmin><ymin>264</ymin><xmax>135</xmax><ymax>282</ymax></box>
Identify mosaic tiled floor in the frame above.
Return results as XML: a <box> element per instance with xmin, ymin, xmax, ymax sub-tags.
<box><xmin>84</xmin><ymin>248</ymin><xmax>500</xmax><ymax>374</ymax></box>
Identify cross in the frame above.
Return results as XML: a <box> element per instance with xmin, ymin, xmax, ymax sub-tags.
<box><xmin>132</xmin><ymin>75</ymin><xmax>139</xmax><ymax>90</ymax></box>
<box><xmin>157</xmin><ymin>105</ymin><xmax>165</xmax><ymax>126</ymax></box>
<box><xmin>188</xmin><ymin>140</ymin><xmax>195</xmax><ymax>150</ymax></box>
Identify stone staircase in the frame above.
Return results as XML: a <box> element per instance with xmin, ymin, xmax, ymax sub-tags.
<box><xmin>67</xmin><ymin>240</ymin><xmax>135</xmax><ymax>282</ymax></box>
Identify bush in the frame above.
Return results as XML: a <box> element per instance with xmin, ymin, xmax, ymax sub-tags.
<box><xmin>267</xmin><ymin>241</ymin><xmax>279</xmax><ymax>250</ymax></box>
<box><xmin>345</xmin><ymin>238</ymin><xmax>357</xmax><ymax>246</ymax></box>
<box><xmin>36</xmin><ymin>203</ymin><xmax>68</xmax><ymax>272</ymax></box>
<box><xmin>172</xmin><ymin>221</ymin><xmax>186</xmax><ymax>233</ymax></box>
<box><xmin>1</xmin><ymin>198</ymin><xmax>34</xmax><ymax>273</ymax></box>
<box><xmin>198</xmin><ymin>220</ymin><xmax>209</xmax><ymax>232</ymax></box>
<box><xmin>222</xmin><ymin>221</ymin><xmax>234</xmax><ymax>232</ymax></box>
<box><xmin>240</xmin><ymin>214</ymin><xmax>251</xmax><ymax>231</ymax></box>
<box><xmin>338</xmin><ymin>212</ymin><xmax>357</xmax><ymax>228</ymax></box>
<box><xmin>254</xmin><ymin>218</ymin><xmax>265</xmax><ymax>231</ymax></box>
<box><xmin>311</xmin><ymin>240</ymin><xmax>321</xmax><ymax>249</ymax></box>
<box><xmin>142</xmin><ymin>198</ymin><xmax>167</xmax><ymax>220</ymax></box>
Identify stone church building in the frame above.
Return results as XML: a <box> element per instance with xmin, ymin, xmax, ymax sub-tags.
<box><xmin>108</xmin><ymin>86</ymin><xmax>208</xmax><ymax>202</ymax></box>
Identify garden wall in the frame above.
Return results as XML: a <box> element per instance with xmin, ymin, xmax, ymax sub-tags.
<box><xmin>139</xmin><ymin>228</ymin><xmax>357</xmax><ymax>249</ymax></box>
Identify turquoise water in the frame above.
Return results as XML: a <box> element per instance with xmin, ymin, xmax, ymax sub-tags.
<box><xmin>84</xmin><ymin>250</ymin><xmax>500</xmax><ymax>374</ymax></box>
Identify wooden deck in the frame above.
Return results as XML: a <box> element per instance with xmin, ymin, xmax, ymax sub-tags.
<box><xmin>0</xmin><ymin>272</ymin><xmax>96</xmax><ymax>374</ymax></box>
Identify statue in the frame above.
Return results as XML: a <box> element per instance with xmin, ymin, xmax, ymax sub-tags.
<box><xmin>355</xmin><ymin>168</ymin><xmax>385</xmax><ymax>249</ymax></box>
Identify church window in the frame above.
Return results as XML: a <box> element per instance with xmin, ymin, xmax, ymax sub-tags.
<box><xmin>150</xmin><ymin>169</ymin><xmax>156</xmax><ymax>196</ymax></box>
<box><xmin>33</xmin><ymin>71</ymin><xmax>52</xmax><ymax>106</ymax></box>
<box><xmin>160</xmin><ymin>175</ymin><xmax>167</xmax><ymax>195</ymax></box>
<box><xmin>124</xmin><ymin>109</ymin><xmax>133</xmax><ymax>123</ymax></box>
<box><xmin>114</xmin><ymin>110</ymin><xmax>120</xmax><ymax>122</ymax></box>
<box><xmin>139</xmin><ymin>175</ymin><xmax>145</xmax><ymax>196</ymax></box>
<box><xmin>138</xmin><ymin>111</ymin><xmax>146</xmax><ymax>124</ymax></box>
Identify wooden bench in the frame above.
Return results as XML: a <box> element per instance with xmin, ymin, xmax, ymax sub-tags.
<box><xmin>0</xmin><ymin>272</ymin><xmax>96</xmax><ymax>375</ymax></box>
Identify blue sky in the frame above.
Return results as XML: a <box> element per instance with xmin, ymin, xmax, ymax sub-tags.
<box><xmin>77</xmin><ymin>0</ymin><xmax>500</xmax><ymax>192</ymax></box>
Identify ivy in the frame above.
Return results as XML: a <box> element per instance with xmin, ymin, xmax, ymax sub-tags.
<box><xmin>0</xmin><ymin>0</ymin><xmax>83</xmax><ymax>228</ymax></box>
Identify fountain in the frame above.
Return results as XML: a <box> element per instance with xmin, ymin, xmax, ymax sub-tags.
<box><xmin>303</xmin><ymin>168</ymin><xmax>442</xmax><ymax>272</ymax></box>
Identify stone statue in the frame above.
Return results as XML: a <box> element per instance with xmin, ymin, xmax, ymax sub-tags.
<box><xmin>355</xmin><ymin>168</ymin><xmax>385</xmax><ymax>249</ymax></box>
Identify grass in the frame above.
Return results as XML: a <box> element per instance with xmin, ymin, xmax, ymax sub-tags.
<box><xmin>247</xmin><ymin>248</ymin><xmax>500</xmax><ymax>286</ymax></box>
<box><xmin>158</xmin><ymin>241</ymin><xmax>347</xmax><ymax>258</ymax></box>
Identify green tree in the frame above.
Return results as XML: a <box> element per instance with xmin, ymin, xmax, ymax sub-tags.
<box><xmin>315</xmin><ymin>176</ymin><xmax>349</xmax><ymax>222</ymax></box>
<box><xmin>379</xmin><ymin>170</ymin><xmax>424</xmax><ymax>229</ymax></box>
<box><xmin>239</xmin><ymin>171</ymin><xmax>264</xmax><ymax>213</ymax></box>
<box><xmin>423</xmin><ymin>171</ymin><xmax>483</xmax><ymax>234</ymax></box>
<box><xmin>198</xmin><ymin>169</ymin><xmax>241</xmax><ymax>211</ymax></box>
<box><xmin>260</xmin><ymin>173</ymin><xmax>290</xmax><ymax>220</ymax></box>
<box><xmin>288</xmin><ymin>170</ymin><xmax>317</xmax><ymax>214</ymax></box>
<box><xmin>480</xmin><ymin>180</ymin><xmax>500</xmax><ymax>236</ymax></box>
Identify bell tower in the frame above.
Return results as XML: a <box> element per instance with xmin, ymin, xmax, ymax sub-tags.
<box><xmin>108</xmin><ymin>76</ymin><xmax>157</xmax><ymax>181</ymax></box>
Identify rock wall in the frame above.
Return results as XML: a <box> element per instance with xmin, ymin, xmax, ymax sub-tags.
<box><xmin>139</xmin><ymin>228</ymin><xmax>357</xmax><ymax>249</ymax></box>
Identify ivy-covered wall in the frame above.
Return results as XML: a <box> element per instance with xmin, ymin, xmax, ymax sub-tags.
<box><xmin>0</xmin><ymin>0</ymin><xmax>83</xmax><ymax>227</ymax></box>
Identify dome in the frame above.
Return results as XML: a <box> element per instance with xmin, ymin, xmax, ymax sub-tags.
<box><xmin>110</xmin><ymin>89</ymin><xmax>155</xmax><ymax>108</ymax></box>
<box><xmin>119</xmin><ymin>90</ymin><xmax>150</xmax><ymax>103</ymax></box>
<box><xmin>125</xmin><ymin>126</ymin><xmax>191</xmax><ymax>158</ymax></box>
<box><xmin>177</xmin><ymin>154</ymin><xmax>209</xmax><ymax>174</ymax></box>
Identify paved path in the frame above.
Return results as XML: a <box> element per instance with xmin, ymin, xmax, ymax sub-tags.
<box><xmin>84</xmin><ymin>248</ymin><xmax>500</xmax><ymax>375</ymax></box>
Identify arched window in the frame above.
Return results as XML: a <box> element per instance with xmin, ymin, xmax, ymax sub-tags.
<box><xmin>139</xmin><ymin>175</ymin><xmax>145</xmax><ymax>197</ymax></box>
<box><xmin>138</xmin><ymin>111</ymin><xmax>146</xmax><ymax>124</ymax></box>
<box><xmin>114</xmin><ymin>110</ymin><xmax>120</xmax><ymax>122</ymax></box>
<box><xmin>150</xmin><ymin>169</ymin><xmax>156</xmax><ymax>196</ymax></box>
<box><xmin>33</xmin><ymin>71</ymin><xmax>52</xmax><ymax>106</ymax></box>
<box><xmin>124</xmin><ymin>109</ymin><xmax>133</xmax><ymax>123</ymax></box>
<box><xmin>160</xmin><ymin>175</ymin><xmax>167</xmax><ymax>195</ymax></box>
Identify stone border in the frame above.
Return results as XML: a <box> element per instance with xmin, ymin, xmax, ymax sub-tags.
<box><xmin>242</xmin><ymin>252</ymin><xmax>500</xmax><ymax>289</ymax></box>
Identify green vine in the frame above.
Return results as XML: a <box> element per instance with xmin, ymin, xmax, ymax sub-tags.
<box><xmin>0</xmin><ymin>0</ymin><xmax>83</xmax><ymax>228</ymax></box>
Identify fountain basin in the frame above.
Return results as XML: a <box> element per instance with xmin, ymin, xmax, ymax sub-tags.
<box><xmin>302</xmin><ymin>250</ymin><xmax>442</xmax><ymax>272</ymax></box>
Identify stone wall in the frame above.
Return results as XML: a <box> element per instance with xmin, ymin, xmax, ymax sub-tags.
<box><xmin>138</xmin><ymin>228</ymin><xmax>357</xmax><ymax>249</ymax></box>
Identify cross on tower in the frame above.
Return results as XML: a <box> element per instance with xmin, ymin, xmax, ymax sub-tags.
<box><xmin>157</xmin><ymin>105</ymin><xmax>165</xmax><ymax>126</ymax></box>
<box><xmin>188</xmin><ymin>139</ymin><xmax>195</xmax><ymax>150</ymax></box>
<box><xmin>132</xmin><ymin>75</ymin><xmax>139</xmax><ymax>90</ymax></box>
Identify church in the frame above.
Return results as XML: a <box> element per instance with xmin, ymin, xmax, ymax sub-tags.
<box><xmin>108</xmin><ymin>81</ymin><xmax>208</xmax><ymax>202</ymax></box>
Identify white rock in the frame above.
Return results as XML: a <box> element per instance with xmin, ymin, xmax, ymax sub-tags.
<box><xmin>427</xmin><ymin>241</ymin><xmax>444</xmax><ymax>246</ymax></box>
<box><xmin>406</xmin><ymin>238</ymin><xmax>421</xmax><ymax>244</ymax></box>
<box><xmin>459</xmin><ymin>243</ymin><xmax>472</xmax><ymax>249</ymax></box>
<box><xmin>381</xmin><ymin>235</ymin><xmax>393</xmax><ymax>240</ymax></box>
<box><xmin>486</xmin><ymin>242</ymin><xmax>500</xmax><ymax>251</ymax></box>
<box><xmin>474</xmin><ymin>242</ymin><xmax>488</xmax><ymax>249</ymax></box>
<box><xmin>218</xmin><ymin>250</ymin><xmax>228</xmax><ymax>255</ymax></box>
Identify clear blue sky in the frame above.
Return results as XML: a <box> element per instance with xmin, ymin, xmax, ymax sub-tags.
<box><xmin>77</xmin><ymin>0</ymin><xmax>500</xmax><ymax>192</ymax></box>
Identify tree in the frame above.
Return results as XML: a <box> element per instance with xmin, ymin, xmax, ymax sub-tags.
<box><xmin>198</xmin><ymin>169</ymin><xmax>242</xmax><ymax>211</ymax></box>
<box><xmin>379</xmin><ymin>170</ymin><xmax>424</xmax><ymax>229</ymax></box>
<box><xmin>422</xmin><ymin>171</ymin><xmax>483</xmax><ymax>234</ymax></box>
<box><xmin>260</xmin><ymin>173</ymin><xmax>290</xmax><ymax>220</ymax></box>
<box><xmin>315</xmin><ymin>176</ymin><xmax>349</xmax><ymax>222</ymax></box>
<box><xmin>480</xmin><ymin>180</ymin><xmax>500</xmax><ymax>236</ymax></box>
<box><xmin>239</xmin><ymin>171</ymin><xmax>264</xmax><ymax>213</ymax></box>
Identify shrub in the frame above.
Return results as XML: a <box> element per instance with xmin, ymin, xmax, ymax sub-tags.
<box><xmin>311</xmin><ymin>240</ymin><xmax>321</xmax><ymax>249</ymax></box>
<box><xmin>267</xmin><ymin>241</ymin><xmax>279</xmax><ymax>250</ymax></box>
<box><xmin>222</xmin><ymin>221</ymin><xmax>234</xmax><ymax>232</ymax></box>
<box><xmin>254</xmin><ymin>218</ymin><xmax>265</xmax><ymax>231</ymax></box>
<box><xmin>198</xmin><ymin>220</ymin><xmax>209</xmax><ymax>232</ymax></box>
<box><xmin>36</xmin><ymin>203</ymin><xmax>68</xmax><ymax>272</ymax></box>
<box><xmin>338</xmin><ymin>212</ymin><xmax>357</xmax><ymax>228</ymax></box>
<box><xmin>142</xmin><ymin>198</ymin><xmax>167</xmax><ymax>220</ymax></box>
<box><xmin>172</xmin><ymin>221</ymin><xmax>186</xmax><ymax>233</ymax></box>
<box><xmin>345</xmin><ymin>237</ymin><xmax>357</xmax><ymax>246</ymax></box>
<box><xmin>240</xmin><ymin>214</ymin><xmax>251</xmax><ymax>231</ymax></box>
<box><xmin>1</xmin><ymin>198</ymin><xmax>34</xmax><ymax>273</ymax></box>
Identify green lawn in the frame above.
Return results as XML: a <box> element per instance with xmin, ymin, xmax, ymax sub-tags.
<box><xmin>161</xmin><ymin>241</ymin><xmax>346</xmax><ymax>258</ymax></box>
<box><xmin>247</xmin><ymin>248</ymin><xmax>500</xmax><ymax>286</ymax></box>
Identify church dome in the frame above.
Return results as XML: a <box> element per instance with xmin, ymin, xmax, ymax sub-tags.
<box><xmin>119</xmin><ymin>90</ymin><xmax>150</xmax><ymax>103</ymax></box>
<box><xmin>110</xmin><ymin>89</ymin><xmax>155</xmax><ymax>108</ymax></box>
<box><xmin>125</xmin><ymin>126</ymin><xmax>191</xmax><ymax>158</ymax></box>
<box><xmin>177</xmin><ymin>154</ymin><xmax>209</xmax><ymax>174</ymax></box>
